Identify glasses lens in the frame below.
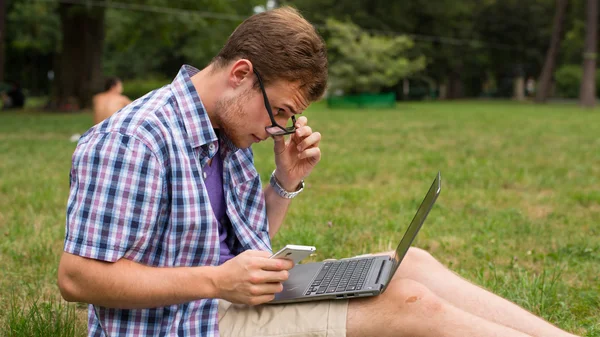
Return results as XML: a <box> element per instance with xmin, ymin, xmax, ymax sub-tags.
<box><xmin>266</xmin><ymin>116</ymin><xmax>297</xmax><ymax>136</ymax></box>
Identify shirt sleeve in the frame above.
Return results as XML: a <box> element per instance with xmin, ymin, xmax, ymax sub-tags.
<box><xmin>64</xmin><ymin>132</ymin><xmax>165</xmax><ymax>262</ymax></box>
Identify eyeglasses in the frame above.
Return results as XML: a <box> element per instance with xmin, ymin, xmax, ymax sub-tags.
<box><xmin>253</xmin><ymin>69</ymin><xmax>297</xmax><ymax>136</ymax></box>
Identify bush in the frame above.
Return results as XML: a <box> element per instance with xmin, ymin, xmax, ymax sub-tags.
<box><xmin>327</xmin><ymin>92</ymin><xmax>396</xmax><ymax>109</ymax></box>
<box><xmin>122</xmin><ymin>78</ymin><xmax>171</xmax><ymax>100</ymax></box>
<box><xmin>554</xmin><ymin>64</ymin><xmax>600</xmax><ymax>99</ymax></box>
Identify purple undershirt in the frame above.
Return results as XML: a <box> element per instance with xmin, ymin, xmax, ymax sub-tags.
<box><xmin>203</xmin><ymin>137</ymin><xmax>235</xmax><ymax>264</ymax></box>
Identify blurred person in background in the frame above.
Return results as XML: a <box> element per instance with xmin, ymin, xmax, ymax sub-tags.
<box><xmin>526</xmin><ymin>77</ymin><xmax>536</xmax><ymax>98</ymax></box>
<box><xmin>93</xmin><ymin>77</ymin><xmax>131</xmax><ymax>124</ymax></box>
<box><xmin>1</xmin><ymin>81</ymin><xmax>26</xmax><ymax>110</ymax></box>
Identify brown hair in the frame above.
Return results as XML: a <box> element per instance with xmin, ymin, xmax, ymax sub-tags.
<box><xmin>104</xmin><ymin>77</ymin><xmax>121</xmax><ymax>91</ymax></box>
<box><xmin>212</xmin><ymin>6</ymin><xmax>328</xmax><ymax>102</ymax></box>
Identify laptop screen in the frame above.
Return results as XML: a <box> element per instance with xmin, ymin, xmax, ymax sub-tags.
<box><xmin>384</xmin><ymin>172</ymin><xmax>441</xmax><ymax>287</ymax></box>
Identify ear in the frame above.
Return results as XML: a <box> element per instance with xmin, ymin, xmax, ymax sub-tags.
<box><xmin>227</xmin><ymin>59</ymin><xmax>253</xmax><ymax>89</ymax></box>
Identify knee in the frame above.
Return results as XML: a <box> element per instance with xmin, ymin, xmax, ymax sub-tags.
<box><xmin>404</xmin><ymin>247</ymin><xmax>438</xmax><ymax>265</ymax></box>
<box><xmin>386</xmin><ymin>279</ymin><xmax>444</xmax><ymax>317</ymax></box>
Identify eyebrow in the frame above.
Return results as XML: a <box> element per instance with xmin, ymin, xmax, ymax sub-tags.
<box><xmin>283</xmin><ymin>103</ymin><xmax>298</xmax><ymax>115</ymax></box>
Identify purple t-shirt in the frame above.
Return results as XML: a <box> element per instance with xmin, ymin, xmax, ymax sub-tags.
<box><xmin>202</xmin><ymin>137</ymin><xmax>235</xmax><ymax>264</ymax></box>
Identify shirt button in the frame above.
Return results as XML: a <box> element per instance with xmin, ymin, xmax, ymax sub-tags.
<box><xmin>203</xmin><ymin>171</ymin><xmax>207</xmax><ymax>179</ymax></box>
<box><xmin>209</xmin><ymin>144</ymin><xmax>216</xmax><ymax>152</ymax></box>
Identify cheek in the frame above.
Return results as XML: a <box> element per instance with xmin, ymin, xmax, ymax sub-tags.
<box><xmin>250</xmin><ymin>102</ymin><xmax>270</xmax><ymax>124</ymax></box>
<box><xmin>233</xmin><ymin>96</ymin><xmax>262</xmax><ymax>129</ymax></box>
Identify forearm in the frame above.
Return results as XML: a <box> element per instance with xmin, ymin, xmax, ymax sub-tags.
<box><xmin>58</xmin><ymin>252</ymin><xmax>219</xmax><ymax>309</ymax></box>
<box><xmin>264</xmin><ymin>184</ymin><xmax>293</xmax><ymax>238</ymax></box>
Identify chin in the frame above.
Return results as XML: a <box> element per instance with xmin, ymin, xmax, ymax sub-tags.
<box><xmin>230</xmin><ymin>136</ymin><xmax>253</xmax><ymax>150</ymax></box>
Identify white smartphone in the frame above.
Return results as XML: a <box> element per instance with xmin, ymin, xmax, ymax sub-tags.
<box><xmin>269</xmin><ymin>244</ymin><xmax>316</xmax><ymax>264</ymax></box>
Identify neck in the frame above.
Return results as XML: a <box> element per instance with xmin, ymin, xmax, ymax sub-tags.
<box><xmin>191</xmin><ymin>64</ymin><xmax>225</xmax><ymax>129</ymax></box>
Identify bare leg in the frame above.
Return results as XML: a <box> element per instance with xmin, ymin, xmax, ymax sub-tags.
<box><xmin>389</xmin><ymin>248</ymin><xmax>578</xmax><ymax>337</ymax></box>
<box><xmin>347</xmin><ymin>278</ymin><xmax>532</xmax><ymax>337</ymax></box>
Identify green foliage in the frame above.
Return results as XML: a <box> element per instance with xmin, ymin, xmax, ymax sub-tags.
<box><xmin>555</xmin><ymin>65</ymin><xmax>582</xmax><ymax>98</ymax></box>
<box><xmin>561</xmin><ymin>0</ymin><xmax>586</xmax><ymax>65</ymax></box>
<box><xmin>289</xmin><ymin>0</ymin><xmax>559</xmax><ymax>97</ymax></box>
<box><xmin>326</xmin><ymin>19</ymin><xmax>426</xmax><ymax>94</ymax></box>
<box><xmin>7</xmin><ymin>1</ymin><xmax>60</xmax><ymax>53</ymax></box>
<box><xmin>326</xmin><ymin>92</ymin><xmax>396</xmax><ymax>109</ymax></box>
<box><xmin>3</xmin><ymin>0</ymin><xmax>586</xmax><ymax>99</ymax></box>
<box><xmin>122</xmin><ymin>78</ymin><xmax>171</xmax><ymax>100</ymax></box>
<box><xmin>103</xmin><ymin>0</ymin><xmax>263</xmax><ymax>79</ymax></box>
<box><xmin>554</xmin><ymin>64</ymin><xmax>600</xmax><ymax>99</ymax></box>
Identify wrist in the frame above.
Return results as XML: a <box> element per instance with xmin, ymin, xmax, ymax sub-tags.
<box><xmin>270</xmin><ymin>170</ymin><xmax>304</xmax><ymax>199</ymax></box>
<box><xmin>194</xmin><ymin>266</ymin><xmax>221</xmax><ymax>299</ymax></box>
<box><xmin>272</xmin><ymin>170</ymin><xmax>302</xmax><ymax>192</ymax></box>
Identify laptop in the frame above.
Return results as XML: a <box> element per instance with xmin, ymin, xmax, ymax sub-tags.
<box><xmin>270</xmin><ymin>172</ymin><xmax>441</xmax><ymax>304</ymax></box>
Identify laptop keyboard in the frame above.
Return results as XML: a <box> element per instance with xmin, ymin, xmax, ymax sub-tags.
<box><xmin>305</xmin><ymin>258</ymin><xmax>375</xmax><ymax>296</ymax></box>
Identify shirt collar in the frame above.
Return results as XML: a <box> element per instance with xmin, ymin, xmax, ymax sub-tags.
<box><xmin>170</xmin><ymin>65</ymin><xmax>239</xmax><ymax>154</ymax></box>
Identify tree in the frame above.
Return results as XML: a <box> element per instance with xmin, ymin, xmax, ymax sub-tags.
<box><xmin>475</xmin><ymin>0</ymin><xmax>556</xmax><ymax>99</ymax></box>
<box><xmin>535</xmin><ymin>0</ymin><xmax>569</xmax><ymax>103</ymax></box>
<box><xmin>6</xmin><ymin>0</ymin><xmax>60</xmax><ymax>95</ymax></box>
<box><xmin>326</xmin><ymin>19</ymin><xmax>426</xmax><ymax>94</ymax></box>
<box><xmin>0</xmin><ymin>0</ymin><xmax>6</xmax><ymax>83</ymax></box>
<box><xmin>288</xmin><ymin>0</ymin><xmax>559</xmax><ymax>99</ymax></box>
<box><xmin>50</xmin><ymin>3</ymin><xmax>105</xmax><ymax>110</ymax></box>
<box><xmin>103</xmin><ymin>0</ymin><xmax>262</xmax><ymax>80</ymax></box>
<box><xmin>288</xmin><ymin>0</ymin><xmax>481</xmax><ymax>98</ymax></box>
<box><xmin>579</xmin><ymin>0</ymin><xmax>597</xmax><ymax>108</ymax></box>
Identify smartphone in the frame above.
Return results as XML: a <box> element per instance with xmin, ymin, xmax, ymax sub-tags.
<box><xmin>269</xmin><ymin>244</ymin><xmax>316</xmax><ymax>264</ymax></box>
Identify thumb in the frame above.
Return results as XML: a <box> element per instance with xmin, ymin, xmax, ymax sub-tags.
<box><xmin>244</xmin><ymin>250</ymin><xmax>272</xmax><ymax>258</ymax></box>
<box><xmin>272</xmin><ymin>135</ymin><xmax>286</xmax><ymax>155</ymax></box>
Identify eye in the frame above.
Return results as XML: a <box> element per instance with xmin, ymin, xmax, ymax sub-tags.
<box><xmin>275</xmin><ymin>108</ymin><xmax>286</xmax><ymax>116</ymax></box>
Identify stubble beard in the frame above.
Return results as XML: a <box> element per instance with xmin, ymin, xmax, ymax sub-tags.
<box><xmin>213</xmin><ymin>89</ymin><xmax>253</xmax><ymax>149</ymax></box>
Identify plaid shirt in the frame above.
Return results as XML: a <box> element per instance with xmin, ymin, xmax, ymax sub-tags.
<box><xmin>65</xmin><ymin>65</ymin><xmax>272</xmax><ymax>337</ymax></box>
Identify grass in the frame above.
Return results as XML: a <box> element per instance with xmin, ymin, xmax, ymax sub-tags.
<box><xmin>0</xmin><ymin>100</ymin><xmax>599</xmax><ymax>336</ymax></box>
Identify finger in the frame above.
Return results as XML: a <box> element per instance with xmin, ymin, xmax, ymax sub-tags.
<box><xmin>261</xmin><ymin>257</ymin><xmax>295</xmax><ymax>271</ymax></box>
<box><xmin>250</xmin><ymin>282</ymin><xmax>284</xmax><ymax>296</ymax></box>
<box><xmin>295</xmin><ymin>116</ymin><xmax>308</xmax><ymax>128</ymax></box>
<box><xmin>244</xmin><ymin>250</ymin><xmax>273</xmax><ymax>258</ymax></box>
<box><xmin>298</xmin><ymin>147</ymin><xmax>321</xmax><ymax>161</ymax></box>
<box><xmin>296</xmin><ymin>132</ymin><xmax>321</xmax><ymax>152</ymax></box>
<box><xmin>250</xmin><ymin>270</ymin><xmax>289</xmax><ymax>284</ymax></box>
<box><xmin>248</xmin><ymin>294</ymin><xmax>276</xmax><ymax>306</ymax></box>
<box><xmin>294</xmin><ymin>125</ymin><xmax>313</xmax><ymax>138</ymax></box>
<box><xmin>272</xmin><ymin>135</ymin><xmax>286</xmax><ymax>155</ymax></box>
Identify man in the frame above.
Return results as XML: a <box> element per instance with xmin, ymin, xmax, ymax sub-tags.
<box><xmin>58</xmin><ymin>7</ymin><xmax>579</xmax><ymax>337</ymax></box>
<box><xmin>92</xmin><ymin>77</ymin><xmax>131</xmax><ymax>125</ymax></box>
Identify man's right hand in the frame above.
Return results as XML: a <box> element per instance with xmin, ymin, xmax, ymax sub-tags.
<box><xmin>213</xmin><ymin>250</ymin><xmax>294</xmax><ymax>305</ymax></box>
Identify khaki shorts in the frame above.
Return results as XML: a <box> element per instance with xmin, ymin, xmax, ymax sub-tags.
<box><xmin>218</xmin><ymin>299</ymin><xmax>348</xmax><ymax>337</ymax></box>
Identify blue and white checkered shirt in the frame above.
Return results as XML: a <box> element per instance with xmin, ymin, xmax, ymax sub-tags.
<box><xmin>65</xmin><ymin>65</ymin><xmax>272</xmax><ymax>336</ymax></box>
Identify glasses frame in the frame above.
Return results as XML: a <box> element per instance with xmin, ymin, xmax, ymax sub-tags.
<box><xmin>253</xmin><ymin>68</ymin><xmax>297</xmax><ymax>136</ymax></box>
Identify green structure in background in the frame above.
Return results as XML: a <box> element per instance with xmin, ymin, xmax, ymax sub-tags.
<box><xmin>327</xmin><ymin>92</ymin><xmax>396</xmax><ymax>109</ymax></box>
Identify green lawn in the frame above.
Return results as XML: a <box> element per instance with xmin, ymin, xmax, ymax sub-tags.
<box><xmin>1</xmin><ymin>101</ymin><xmax>599</xmax><ymax>336</ymax></box>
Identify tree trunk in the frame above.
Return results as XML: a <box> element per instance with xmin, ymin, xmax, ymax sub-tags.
<box><xmin>0</xmin><ymin>0</ymin><xmax>6</xmax><ymax>83</ymax></box>
<box><xmin>513</xmin><ymin>63</ymin><xmax>525</xmax><ymax>101</ymax></box>
<box><xmin>439</xmin><ymin>83</ymin><xmax>447</xmax><ymax>100</ymax></box>
<box><xmin>447</xmin><ymin>65</ymin><xmax>464</xmax><ymax>99</ymax></box>
<box><xmin>535</xmin><ymin>0</ymin><xmax>569</xmax><ymax>103</ymax></box>
<box><xmin>579</xmin><ymin>0</ymin><xmax>598</xmax><ymax>108</ymax></box>
<box><xmin>51</xmin><ymin>3</ymin><xmax>105</xmax><ymax>110</ymax></box>
<box><xmin>514</xmin><ymin>77</ymin><xmax>525</xmax><ymax>101</ymax></box>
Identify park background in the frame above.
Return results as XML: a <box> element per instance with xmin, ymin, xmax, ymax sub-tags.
<box><xmin>0</xmin><ymin>0</ymin><xmax>599</xmax><ymax>336</ymax></box>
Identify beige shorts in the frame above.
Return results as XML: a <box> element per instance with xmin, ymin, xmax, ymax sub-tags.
<box><xmin>218</xmin><ymin>299</ymin><xmax>348</xmax><ymax>337</ymax></box>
